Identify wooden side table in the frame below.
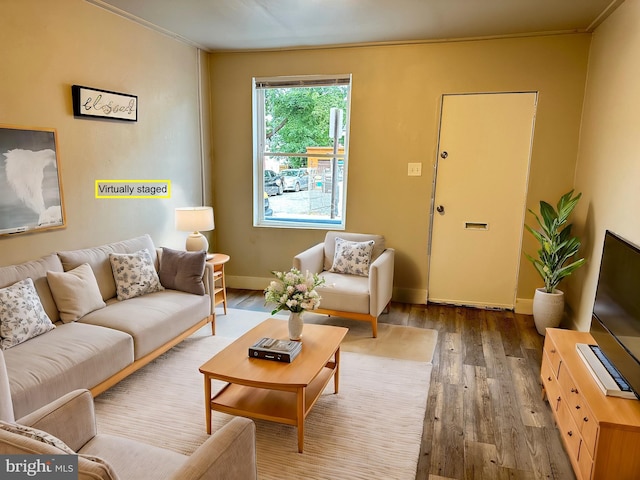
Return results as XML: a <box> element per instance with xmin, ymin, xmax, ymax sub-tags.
<box><xmin>207</xmin><ymin>254</ymin><xmax>230</xmax><ymax>314</ymax></box>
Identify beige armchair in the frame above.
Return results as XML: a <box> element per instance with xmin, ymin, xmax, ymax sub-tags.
<box><xmin>0</xmin><ymin>384</ymin><xmax>257</xmax><ymax>480</ymax></box>
<box><xmin>293</xmin><ymin>232</ymin><xmax>395</xmax><ymax>337</ymax></box>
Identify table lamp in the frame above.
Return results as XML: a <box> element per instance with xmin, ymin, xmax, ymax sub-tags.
<box><xmin>175</xmin><ymin>206</ymin><xmax>214</xmax><ymax>253</ymax></box>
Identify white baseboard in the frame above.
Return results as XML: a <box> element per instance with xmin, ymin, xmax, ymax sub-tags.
<box><xmin>227</xmin><ymin>276</ymin><xmax>533</xmax><ymax>313</ymax></box>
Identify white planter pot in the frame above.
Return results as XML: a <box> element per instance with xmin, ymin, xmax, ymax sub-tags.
<box><xmin>532</xmin><ymin>288</ymin><xmax>565</xmax><ymax>336</ymax></box>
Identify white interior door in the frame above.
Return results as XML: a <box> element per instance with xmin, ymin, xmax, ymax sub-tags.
<box><xmin>428</xmin><ymin>92</ymin><xmax>537</xmax><ymax>309</ymax></box>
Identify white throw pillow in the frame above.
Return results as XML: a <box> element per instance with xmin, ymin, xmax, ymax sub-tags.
<box><xmin>329</xmin><ymin>237</ymin><xmax>375</xmax><ymax>277</ymax></box>
<box><xmin>47</xmin><ymin>263</ymin><xmax>107</xmax><ymax>323</ymax></box>
<box><xmin>0</xmin><ymin>278</ymin><xmax>55</xmax><ymax>350</ymax></box>
<box><xmin>109</xmin><ymin>249</ymin><xmax>164</xmax><ymax>301</ymax></box>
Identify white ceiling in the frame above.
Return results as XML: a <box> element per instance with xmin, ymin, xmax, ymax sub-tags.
<box><xmin>88</xmin><ymin>0</ymin><xmax>623</xmax><ymax>52</ymax></box>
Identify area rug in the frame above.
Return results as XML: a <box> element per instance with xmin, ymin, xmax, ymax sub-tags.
<box><xmin>94</xmin><ymin>327</ymin><xmax>434</xmax><ymax>479</ymax></box>
<box><xmin>217</xmin><ymin>308</ymin><xmax>438</xmax><ymax>363</ymax></box>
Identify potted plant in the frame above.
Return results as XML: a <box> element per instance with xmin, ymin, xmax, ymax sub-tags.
<box><xmin>525</xmin><ymin>190</ymin><xmax>586</xmax><ymax>335</ymax></box>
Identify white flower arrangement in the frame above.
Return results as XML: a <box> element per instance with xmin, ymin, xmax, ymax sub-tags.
<box><xmin>264</xmin><ymin>268</ymin><xmax>325</xmax><ymax>315</ymax></box>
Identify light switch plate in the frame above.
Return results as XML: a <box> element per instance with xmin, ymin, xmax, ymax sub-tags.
<box><xmin>408</xmin><ymin>162</ymin><xmax>422</xmax><ymax>176</ymax></box>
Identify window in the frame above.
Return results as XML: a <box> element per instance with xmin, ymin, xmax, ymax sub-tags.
<box><xmin>253</xmin><ymin>74</ymin><xmax>351</xmax><ymax>229</ymax></box>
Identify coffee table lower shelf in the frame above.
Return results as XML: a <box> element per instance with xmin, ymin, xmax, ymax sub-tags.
<box><xmin>208</xmin><ymin>363</ymin><xmax>337</xmax><ymax>452</ymax></box>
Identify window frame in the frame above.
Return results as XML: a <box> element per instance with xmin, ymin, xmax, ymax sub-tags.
<box><xmin>252</xmin><ymin>74</ymin><xmax>352</xmax><ymax>229</ymax></box>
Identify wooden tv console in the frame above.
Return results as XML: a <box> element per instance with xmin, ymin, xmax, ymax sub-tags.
<box><xmin>541</xmin><ymin>328</ymin><xmax>640</xmax><ymax>479</ymax></box>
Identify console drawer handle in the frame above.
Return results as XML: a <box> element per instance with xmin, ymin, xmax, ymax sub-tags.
<box><xmin>575</xmin><ymin>405</ymin><xmax>581</xmax><ymax>410</ymax></box>
<box><xmin>568</xmin><ymin>431</ymin><xmax>573</xmax><ymax>437</ymax></box>
<box><xmin>584</xmin><ymin>417</ymin><xmax>589</xmax><ymax>423</ymax></box>
<box><xmin>571</xmin><ymin>388</ymin><xmax>579</xmax><ymax>394</ymax></box>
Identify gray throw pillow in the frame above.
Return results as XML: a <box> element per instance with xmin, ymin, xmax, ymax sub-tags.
<box><xmin>159</xmin><ymin>248</ymin><xmax>206</xmax><ymax>295</ymax></box>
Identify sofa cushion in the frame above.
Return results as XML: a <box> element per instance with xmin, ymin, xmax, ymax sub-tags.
<box><xmin>329</xmin><ymin>237</ymin><xmax>375</xmax><ymax>277</ymax></box>
<box><xmin>47</xmin><ymin>263</ymin><xmax>107</xmax><ymax>323</ymax></box>
<box><xmin>0</xmin><ymin>278</ymin><xmax>55</xmax><ymax>350</ymax></box>
<box><xmin>57</xmin><ymin>235</ymin><xmax>158</xmax><ymax>302</ymax></box>
<box><xmin>159</xmin><ymin>247</ymin><xmax>206</xmax><ymax>295</ymax></box>
<box><xmin>323</xmin><ymin>232</ymin><xmax>386</xmax><ymax>272</ymax></box>
<box><xmin>317</xmin><ymin>271</ymin><xmax>370</xmax><ymax>314</ymax></box>
<box><xmin>109</xmin><ymin>249</ymin><xmax>164</xmax><ymax>301</ymax></box>
<box><xmin>3</xmin><ymin>322</ymin><xmax>133</xmax><ymax>419</ymax></box>
<box><xmin>80</xmin><ymin>434</ymin><xmax>185</xmax><ymax>480</ymax></box>
<box><xmin>0</xmin><ymin>420</ymin><xmax>75</xmax><ymax>453</ymax></box>
<box><xmin>79</xmin><ymin>290</ymin><xmax>210</xmax><ymax>360</ymax></box>
<box><xmin>0</xmin><ymin>253</ymin><xmax>64</xmax><ymax>323</ymax></box>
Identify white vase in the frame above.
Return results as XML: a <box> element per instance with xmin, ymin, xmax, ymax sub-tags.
<box><xmin>288</xmin><ymin>311</ymin><xmax>304</xmax><ymax>341</ymax></box>
<box><xmin>532</xmin><ymin>288</ymin><xmax>565</xmax><ymax>336</ymax></box>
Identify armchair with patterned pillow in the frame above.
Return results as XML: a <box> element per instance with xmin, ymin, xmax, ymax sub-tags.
<box><xmin>293</xmin><ymin>232</ymin><xmax>395</xmax><ymax>337</ymax></box>
<box><xmin>0</xmin><ymin>355</ymin><xmax>257</xmax><ymax>480</ymax></box>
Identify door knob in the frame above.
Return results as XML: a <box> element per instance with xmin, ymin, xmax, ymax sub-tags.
<box><xmin>436</xmin><ymin>205</ymin><xmax>445</xmax><ymax>214</ymax></box>
<box><xmin>440</xmin><ymin>151</ymin><xmax>448</xmax><ymax>159</ymax></box>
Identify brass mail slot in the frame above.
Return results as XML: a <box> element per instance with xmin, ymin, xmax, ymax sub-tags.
<box><xmin>465</xmin><ymin>222</ymin><xmax>488</xmax><ymax>230</ymax></box>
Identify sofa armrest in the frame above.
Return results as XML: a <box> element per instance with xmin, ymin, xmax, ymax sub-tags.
<box><xmin>169</xmin><ymin>417</ymin><xmax>257</xmax><ymax>480</ymax></box>
<box><xmin>293</xmin><ymin>242</ymin><xmax>325</xmax><ymax>274</ymax></box>
<box><xmin>369</xmin><ymin>248</ymin><xmax>395</xmax><ymax>317</ymax></box>
<box><xmin>203</xmin><ymin>261</ymin><xmax>215</xmax><ymax>315</ymax></box>
<box><xmin>17</xmin><ymin>389</ymin><xmax>96</xmax><ymax>452</ymax></box>
<box><xmin>0</xmin><ymin>350</ymin><xmax>14</xmax><ymax>423</ymax></box>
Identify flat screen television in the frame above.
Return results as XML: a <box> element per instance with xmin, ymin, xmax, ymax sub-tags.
<box><xmin>589</xmin><ymin>230</ymin><xmax>640</xmax><ymax>399</ymax></box>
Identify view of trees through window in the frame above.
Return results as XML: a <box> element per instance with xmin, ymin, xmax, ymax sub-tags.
<box><xmin>254</xmin><ymin>76</ymin><xmax>351</xmax><ymax>228</ymax></box>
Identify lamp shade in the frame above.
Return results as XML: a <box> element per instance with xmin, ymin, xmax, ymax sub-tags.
<box><xmin>175</xmin><ymin>207</ymin><xmax>214</xmax><ymax>233</ymax></box>
<box><xmin>175</xmin><ymin>207</ymin><xmax>214</xmax><ymax>252</ymax></box>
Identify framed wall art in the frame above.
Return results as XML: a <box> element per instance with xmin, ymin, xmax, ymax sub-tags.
<box><xmin>72</xmin><ymin>85</ymin><xmax>138</xmax><ymax>122</ymax></box>
<box><xmin>0</xmin><ymin>125</ymin><xmax>66</xmax><ymax>236</ymax></box>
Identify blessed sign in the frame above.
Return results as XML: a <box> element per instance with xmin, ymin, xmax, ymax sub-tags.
<box><xmin>72</xmin><ymin>85</ymin><xmax>137</xmax><ymax>121</ymax></box>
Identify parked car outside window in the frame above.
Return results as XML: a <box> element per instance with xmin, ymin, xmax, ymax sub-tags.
<box><xmin>264</xmin><ymin>192</ymin><xmax>273</xmax><ymax>216</ymax></box>
<box><xmin>264</xmin><ymin>169</ymin><xmax>283</xmax><ymax>196</ymax></box>
<box><xmin>281</xmin><ymin>169</ymin><xmax>310</xmax><ymax>192</ymax></box>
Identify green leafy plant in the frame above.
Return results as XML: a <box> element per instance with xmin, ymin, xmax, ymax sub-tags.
<box><xmin>525</xmin><ymin>190</ymin><xmax>586</xmax><ymax>293</ymax></box>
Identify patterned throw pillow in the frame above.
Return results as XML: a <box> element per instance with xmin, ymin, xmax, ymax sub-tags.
<box><xmin>0</xmin><ymin>278</ymin><xmax>55</xmax><ymax>350</ymax></box>
<box><xmin>109</xmin><ymin>249</ymin><xmax>164</xmax><ymax>301</ymax></box>
<box><xmin>329</xmin><ymin>237</ymin><xmax>376</xmax><ymax>277</ymax></box>
<box><xmin>0</xmin><ymin>421</ymin><xmax>75</xmax><ymax>453</ymax></box>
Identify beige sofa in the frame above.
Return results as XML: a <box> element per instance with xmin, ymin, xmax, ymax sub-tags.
<box><xmin>0</xmin><ymin>234</ymin><xmax>215</xmax><ymax>420</ymax></box>
<box><xmin>0</xmin><ymin>388</ymin><xmax>257</xmax><ymax>480</ymax></box>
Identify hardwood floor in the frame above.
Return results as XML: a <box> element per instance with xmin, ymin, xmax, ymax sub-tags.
<box><xmin>224</xmin><ymin>288</ymin><xmax>575</xmax><ymax>480</ymax></box>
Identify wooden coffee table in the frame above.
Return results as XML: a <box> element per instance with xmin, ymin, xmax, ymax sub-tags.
<box><xmin>199</xmin><ymin>318</ymin><xmax>348</xmax><ymax>452</ymax></box>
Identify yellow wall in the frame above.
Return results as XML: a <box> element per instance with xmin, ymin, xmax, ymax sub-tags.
<box><xmin>0</xmin><ymin>0</ymin><xmax>600</xmax><ymax>316</ymax></box>
<box><xmin>569</xmin><ymin>0</ymin><xmax>640</xmax><ymax>330</ymax></box>
<box><xmin>0</xmin><ymin>0</ymin><xmax>207</xmax><ymax>266</ymax></box>
<box><xmin>210</xmin><ymin>35</ymin><xmax>591</xmax><ymax>306</ymax></box>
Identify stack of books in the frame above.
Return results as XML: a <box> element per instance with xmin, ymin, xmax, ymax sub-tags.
<box><xmin>249</xmin><ymin>337</ymin><xmax>302</xmax><ymax>363</ymax></box>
